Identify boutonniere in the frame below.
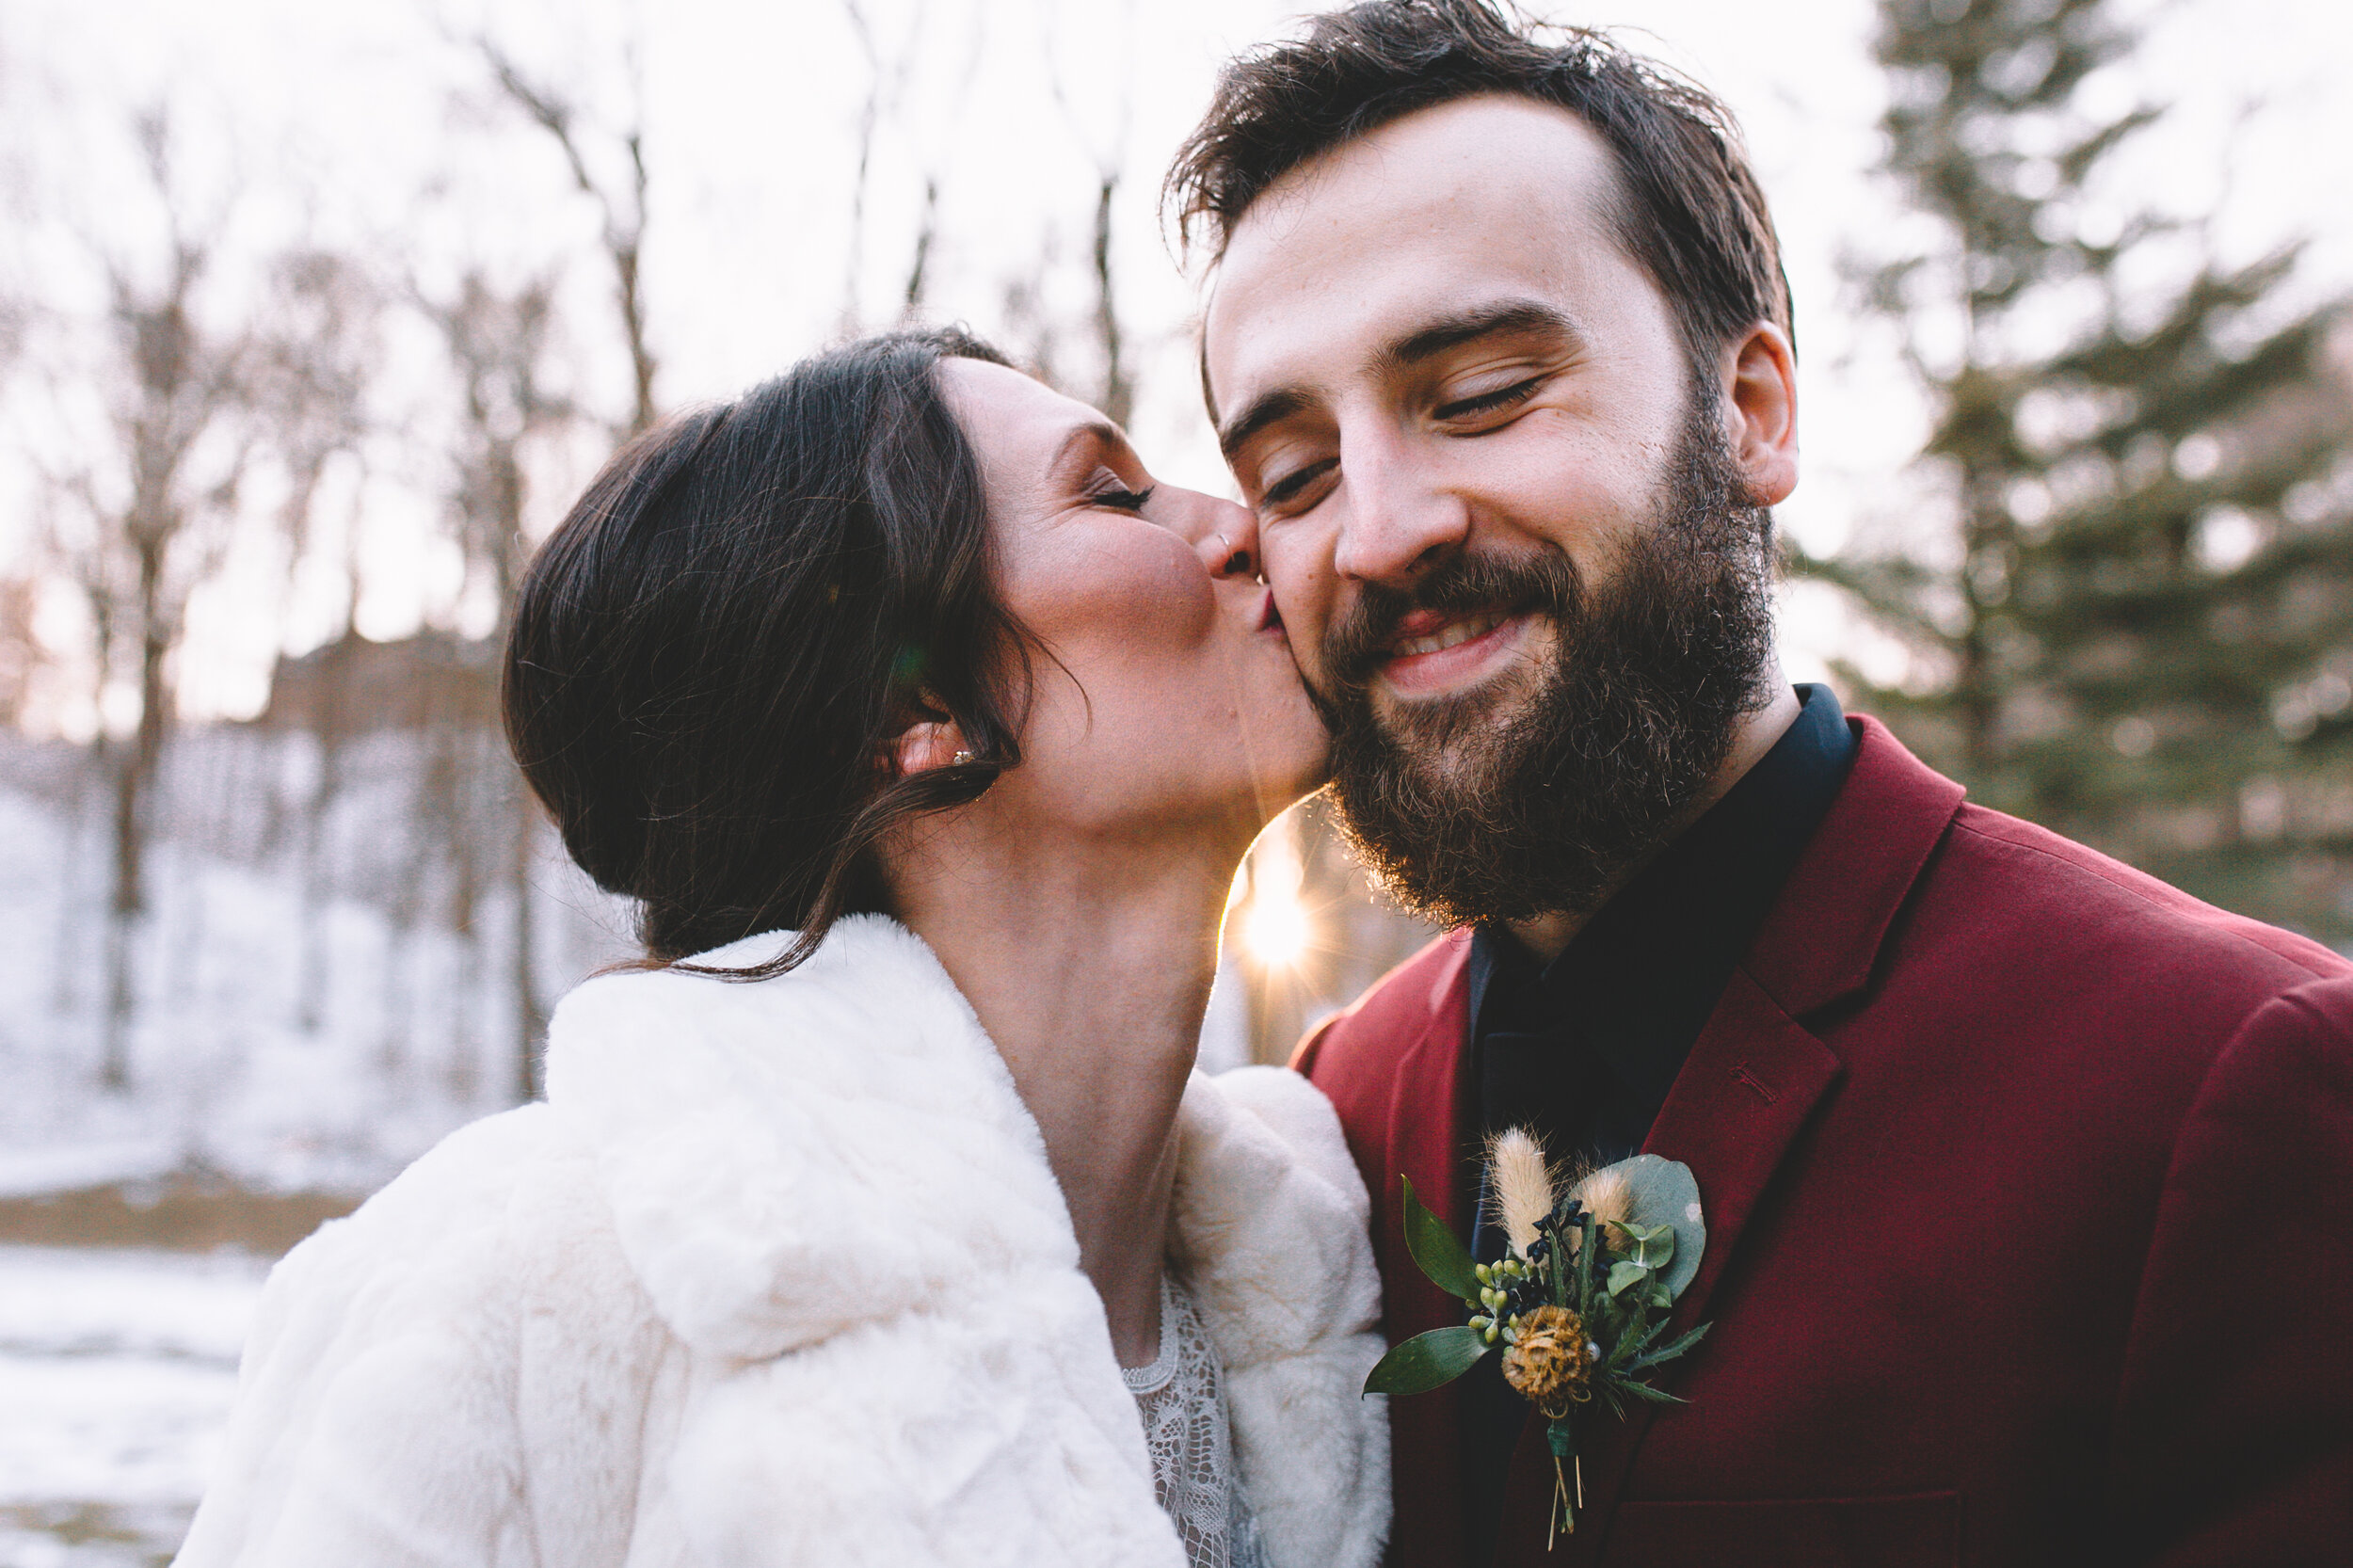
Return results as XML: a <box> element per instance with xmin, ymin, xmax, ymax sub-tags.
<box><xmin>1364</xmin><ymin>1129</ymin><xmax>1712</xmax><ymax>1545</ymax></box>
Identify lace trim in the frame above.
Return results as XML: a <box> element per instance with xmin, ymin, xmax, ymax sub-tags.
<box><xmin>1124</xmin><ymin>1275</ymin><xmax>1266</xmax><ymax>1568</ymax></box>
<box><xmin>1121</xmin><ymin>1279</ymin><xmax>1179</xmax><ymax>1394</ymax></box>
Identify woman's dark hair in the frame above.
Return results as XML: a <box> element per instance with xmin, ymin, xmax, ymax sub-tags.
<box><xmin>1165</xmin><ymin>0</ymin><xmax>1793</xmax><ymax>369</ymax></box>
<box><xmin>503</xmin><ymin>327</ymin><xmax>1024</xmax><ymax>975</ymax></box>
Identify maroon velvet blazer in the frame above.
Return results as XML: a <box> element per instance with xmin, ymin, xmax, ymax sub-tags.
<box><xmin>1297</xmin><ymin>715</ymin><xmax>2353</xmax><ymax>1567</ymax></box>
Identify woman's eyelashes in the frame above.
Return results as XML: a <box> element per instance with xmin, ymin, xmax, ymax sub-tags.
<box><xmin>1089</xmin><ymin>482</ymin><xmax>1157</xmax><ymax>513</ymax></box>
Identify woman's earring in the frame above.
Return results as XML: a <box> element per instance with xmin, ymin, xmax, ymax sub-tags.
<box><xmin>952</xmin><ymin>749</ymin><xmax>975</xmax><ymax>765</ymax></box>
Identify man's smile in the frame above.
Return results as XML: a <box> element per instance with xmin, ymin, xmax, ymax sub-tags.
<box><xmin>1376</xmin><ymin>604</ymin><xmax>1543</xmax><ymax>697</ymax></box>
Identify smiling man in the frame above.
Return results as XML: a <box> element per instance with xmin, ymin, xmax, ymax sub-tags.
<box><xmin>1170</xmin><ymin>3</ymin><xmax>2353</xmax><ymax>1565</ymax></box>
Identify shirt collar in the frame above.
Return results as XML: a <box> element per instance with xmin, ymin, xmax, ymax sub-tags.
<box><xmin>1468</xmin><ymin>683</ymin><xmax>1857</xmax><ymax>1109</ymax></box>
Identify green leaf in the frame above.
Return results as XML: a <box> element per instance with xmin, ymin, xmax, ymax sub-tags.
<box><xmin>1625</xmin><ymin>1320</ymin><xmax>1712</xmax><ymax>1371</ymax></box>
<box><xmin>1571</xmin><ymin>1210</ymin><xmax>1597</xmax><ymax>1316</ymax></box>
<box><xmin>1617</xmin><ymin>1221</ymin><xmax>1676</xmax><ymax>1271</ymax></box>
<box><xmin>1363</xmin><ymin>1325</ymin><xmax>1492</xmax><ymax>1397</ymax></box>
<box><xmin>1609</xmin><ymin>1376</ymin><xmax>1690</xmax><ymax>1406</ymax></box>
<box><xmin>1593</xmin><ymin>1155</ymin><xmax>1706</xmax><ymax>1302</ymax></box>
<box><xmin>1607</xmin><ymin>1259</ymin><xmax>1654</xmax><ymax>1298</ymax></box>
<box><xmin>1605</xmin><ymin>1306</ymin><xmax>1672</xmax><ymax>1371</ymax></box>
<box><xmin>1399</xmin><ymin>1176</ymin><xmax>1483</xmax><ymax>1304</ymax></box>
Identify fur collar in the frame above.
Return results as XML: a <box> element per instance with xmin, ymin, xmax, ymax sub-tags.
<box><xmin>543</xmin><ymin>914</ymin><xmax>1387</xmax><ymax>1568</ymax></box>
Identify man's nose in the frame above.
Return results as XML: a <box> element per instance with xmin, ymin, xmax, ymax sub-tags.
<box><xmin>1330</xmin><ymin>440</ymin><xmax>1468</xmax><ymax>588</ymax></box>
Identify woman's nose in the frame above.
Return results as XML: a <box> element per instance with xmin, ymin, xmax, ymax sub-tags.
<box><xmin>1181</xmin><ymin>494</ymin><xmax>1263</xmax><ymax>581</ymax></box>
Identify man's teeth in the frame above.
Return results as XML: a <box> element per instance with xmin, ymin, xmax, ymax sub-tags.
<box><xmin>1393</xmin><ymin>611</ymin><xmax>1506</xmax><ymax>658</ymax></box>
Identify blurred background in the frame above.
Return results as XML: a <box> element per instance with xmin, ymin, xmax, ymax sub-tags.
<box><xmin>3</xmin><ymin>0</ymin><xmax>2350</xmax><ymax>1560</ymax></box>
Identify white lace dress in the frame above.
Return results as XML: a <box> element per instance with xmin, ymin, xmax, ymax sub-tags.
<box><xmin>1123</xmin><ymin>1275</ymin><xmax>1268</xmax><ymax>1568</ymax></box>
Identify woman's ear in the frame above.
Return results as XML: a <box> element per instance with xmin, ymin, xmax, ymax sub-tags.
<box><xmin>888</xmin><ymin>710</ymin><xmax>970</xmax><ymax>778</ymax></box>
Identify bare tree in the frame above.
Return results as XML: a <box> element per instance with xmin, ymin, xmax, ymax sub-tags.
<box><xmin>252</xmin><ymin>248</ymin><xmax>383</xmax><ymax>1031</ymax></box>
<box><xmin>0</xmin><ymin>285</ymin><xmax>23</xmax><ymax>380</ymax></box>
<box><xmin>840</xmin><ymin>0</ymin><xmax>935</xmax><ymax>334</ymax></box>
<box><xmin>902</xmin><ymin>176</ymin><xmax>940</xmax><ymax>319</ymax></box>
<box><xmin>40</xmin><ymin>109</ymin><xmax>251</xmax><ymax>1089</ymax></box>
<box><xmin>1041</xmin><ymin>0</ymin><xmax>1137</xmax><ymax>424</ymax></box>
<box><xmin>478</xmin><ymin>40</ymin><xmax>658</xmax><ymax>436</ymax></box>
<box><xmin>1087</xmin><ymin>173</ymin><xmax>1131</xmax><ymax>426</ymax></box>
<box><xmin>258</xmin><ymin>250</ymin><xmax>380</xmax><ymax>619</ymax></box>
<box><xmin>418</xmin><ymin>269</ymin><xmax>571</xmax><ymax>1100</ymax></box>
<box><xmin>0</xmin><ymin>575</ymin><xmax>40</xmax><ymax>727</ymax></box>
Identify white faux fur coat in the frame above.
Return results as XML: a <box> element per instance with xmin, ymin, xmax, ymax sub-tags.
<box><xmin>172</xmin><ymin>916</ymin><xmax>1390</xmax><ymax>1568</ymax></box>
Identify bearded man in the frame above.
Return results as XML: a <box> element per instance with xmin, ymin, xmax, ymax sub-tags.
<box><xmin>1171</xmin><ymin>3</ymin><xmax>2353</xmax><ymax>1564</ymax></box>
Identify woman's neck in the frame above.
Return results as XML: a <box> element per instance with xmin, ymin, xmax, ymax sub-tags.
<box><xmin>893</xmin><ymin>827</ymin><xmax>1241</xmax><ymax>1368</ymax></box>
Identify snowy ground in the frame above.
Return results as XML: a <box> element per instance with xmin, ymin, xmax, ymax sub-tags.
<box><xmin>0</xmin><ymin>732</ymin><xmax>612</xmax><ymax>1564</ymax></box>
<box><xmin>0</xmin><ymin>736</ymin><xmax>636</xmax><ymax>1198</ymax></box>
<box><xmin>0</xmin><ymin>729</ymin><xmax>1260</xmax><ymax>1563</ymax></box>
<box><xmin>0</xmin><ymin>1247</ymin><xmax>271</xmax><ymax>1568</ymax></box>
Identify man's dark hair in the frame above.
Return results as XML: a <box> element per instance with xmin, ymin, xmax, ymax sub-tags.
<box><xmin>504</xmin><ymin>328</ymin><xmax>1030</xmax><ymax>977</ymax></box>
<box><xmin>1166</xmin><ymin>0</ymin><xmax>1793</xmax><ymax>368</ymax></box>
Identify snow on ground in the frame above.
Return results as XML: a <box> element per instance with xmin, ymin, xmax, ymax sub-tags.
<box><xmin>0</xmin><ymin>1246</ymin><xmax>271</xmax><ymax>1567</ymax></box>
<box><xmin>0</xmin><ymin>737</ymin><xmax>636</xmax><ymax>1198</ymax></box>
<box><xmin>0</xmin><ymin>729</ymin><xmax>631</xmax><ymax>1565</ymax></box>
<box><xmin>0</xmin><ymin>730</ymin><xmax>1254</xmax><ymax>1565</ymax></box>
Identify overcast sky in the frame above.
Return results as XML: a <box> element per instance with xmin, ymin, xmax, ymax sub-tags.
<box><xmin>5</xmin><ymin>0</ymin><xmax>2351</xmax><ymax>731</ymax></box>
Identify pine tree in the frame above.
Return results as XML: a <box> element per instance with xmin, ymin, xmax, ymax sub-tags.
<box><xmin>1808</xmin><ymin>0</ymin><xmax>2353</xmax><ymax>940</ymax></box>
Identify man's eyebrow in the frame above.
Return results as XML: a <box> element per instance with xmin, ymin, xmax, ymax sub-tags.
<box><xmin>1216</xmin><ymin>386</ymin><xmax>1313</xmax><ymax>463</ymax></box>
<box><xmin>1380</xmin><ymin>298</ymin><xmax>1586</xmax><ymax>373</ymax></box>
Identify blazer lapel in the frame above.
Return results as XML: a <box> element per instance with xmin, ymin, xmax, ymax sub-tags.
<box><xmin>1487</xmin><ymin>716</ymin><xmax>1964</xmax><ymax>1564</ymax></box>
<box><xmin>1493</xmin><ymin>973</ymin><xmax>1844</xmax><ymax>1563</ymax></box>
<box><xmin>1377</xmin><ymin>935</ymin><xmax>1479</xmax><ymax>1568</ymax></box>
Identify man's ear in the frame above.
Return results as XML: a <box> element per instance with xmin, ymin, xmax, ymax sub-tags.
<box><xmin>1721</xmin><ymin>322</ymin><xmax>1798</xmax><ymax>508</ymax></box>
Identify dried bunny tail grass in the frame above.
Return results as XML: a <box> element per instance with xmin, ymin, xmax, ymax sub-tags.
<box><xmin>1573</xmin><ymin>1166</ymin><xmax>1633</xmax><ymax>1231</ymax></box>
<box><xmin>1486</xmin><ymin>1128</ymin><xmax>1557</xmax><ymax>1256</ymax></box>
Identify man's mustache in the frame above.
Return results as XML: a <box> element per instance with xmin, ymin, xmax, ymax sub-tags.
<box><xmin>1319</xmin><ymin>550</ymin><xmax>1583</xmax><ymax>695</ymax></box>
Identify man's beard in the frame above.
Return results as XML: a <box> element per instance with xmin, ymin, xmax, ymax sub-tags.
<box><xmin>1311</xmin><ymin>399</ymin><xmax>1778</xmax><ymax>929</ymax></box>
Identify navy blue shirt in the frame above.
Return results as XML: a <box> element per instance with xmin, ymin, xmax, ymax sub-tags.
<box><xmin>1457</xmin><ymin>683</ymin><xmax>1857</xmax><ymax>1562</ymax></box>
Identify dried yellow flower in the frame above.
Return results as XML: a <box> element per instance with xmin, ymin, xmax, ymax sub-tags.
<box><xmin>1501</xmin><ymin>1304</ymin><xmax>1593</xmax><ymax>1418</ymax></box>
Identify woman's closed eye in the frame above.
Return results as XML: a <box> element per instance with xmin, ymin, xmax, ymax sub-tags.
<box><xmin>1091</xmin><ymin>484</ymin><xmax>1157</xmax><ymax>514</ymax></box>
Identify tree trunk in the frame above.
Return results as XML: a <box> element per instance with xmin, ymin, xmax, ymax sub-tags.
<box><xmin>99</xmin><ymin>577</ymin><xmax>171</xmax><ymax>1090</ymax></box>
<box><xmin>1091</xmin><ymin>175</ymin><xmax>1131</xmax><ymax>427</ymax></box>
<box><xmin>511</xmin><ymin>791</ymin><xmax>544</xmax><ymax>1101</ymax></box>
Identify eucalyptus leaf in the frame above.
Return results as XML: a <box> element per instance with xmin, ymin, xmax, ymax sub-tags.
<box><xmin>1363</xmin><ymin>1325</ymin><xmax>1492</xmax><ymax>1397</ymax></box>
<box><xmin>1400</xmin><ymin>1176</ymin><xmax>1483</xmax><ymax>1304</ymax></box>
<box><xmin>1607</xmin><ymin>1259</ymin><xmax>1653</xmax><ymax>1298</ymax></box>
<box><xmin>1620</xmin><ymin>1222</ymin><xmax>1675</xmax><ymax>1270</ymax></box>
<box><xmin>1593</xmin><ymin>1154</ymin><xmax>1706</xmax><ymax>1301</ymax></box>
